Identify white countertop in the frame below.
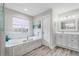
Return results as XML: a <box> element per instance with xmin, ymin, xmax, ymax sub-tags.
<box><xmin>56</xmin><ymin>32</ymin><xmax>79</xmax><ymax>35</ymax></box>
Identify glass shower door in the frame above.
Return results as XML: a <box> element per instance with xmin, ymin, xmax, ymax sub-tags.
<box><xmin>0</xmin><ymin>3</ymin><xmax>5</xmax><ymax>56</ymax></box>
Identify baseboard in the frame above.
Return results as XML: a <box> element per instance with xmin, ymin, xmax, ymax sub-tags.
<box><xmin>49</xmin><ymin>45</ymin><xmax>56</xmax><ymax>49</ymax></box>
<box><xmin>56</xmin><ymin>44</ymin><xmax>79</xmax><ymax>52</ymax></box>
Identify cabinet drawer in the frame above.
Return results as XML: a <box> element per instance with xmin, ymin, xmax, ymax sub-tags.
<box><xmin>72</xmin><ymin>39</ymin><xmax>78</xmax><ymax>49</ymax></box>
<box><xmin>56</xmin><ymin>37</ymin><xmax>62</xmax><ymax>45</ymax></box>
<box><xmin>56</xmin><ymin>36</ymin><xmax>62</xmax><ymax>43</ymax></box>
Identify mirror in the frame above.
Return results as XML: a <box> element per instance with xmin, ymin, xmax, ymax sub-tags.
<box><xmin>60</xmin><ymin>19</ymin><xmax>77</xmax><ymax>32</ymax></box>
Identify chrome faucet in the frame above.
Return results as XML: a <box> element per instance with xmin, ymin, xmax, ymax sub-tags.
<box><xmin>27</xmin><ymin>36</ymin><xmax>28</xmax><ymax>40</ymax></box>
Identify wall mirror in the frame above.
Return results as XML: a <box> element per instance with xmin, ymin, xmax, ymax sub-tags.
<box><xmin>60</xmin><ymin>19</ymin><xmax>77</xmax><ymax>32</ymax></box>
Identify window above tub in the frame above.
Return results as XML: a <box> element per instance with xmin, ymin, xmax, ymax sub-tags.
<box><xmin>12</xmin><ymin>17</ymin><xmax>29</xmax><ymax>32</ymax></box>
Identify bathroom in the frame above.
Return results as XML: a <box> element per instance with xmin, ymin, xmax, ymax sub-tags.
<box><xmin>1</xmin><ymin>3</ymin><xmax>79</xmax><ymax>56</ymax></box>
<box><xmin>3</xmin><ymin>3</ymin><xmax>53</xmax><ymax>56</ymax></box>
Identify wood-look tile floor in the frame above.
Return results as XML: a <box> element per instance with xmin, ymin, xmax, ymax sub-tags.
<box><xmin>23</xmin><ymin>45</ymin><xmax>79</xmax><ymax>56</ymax></box>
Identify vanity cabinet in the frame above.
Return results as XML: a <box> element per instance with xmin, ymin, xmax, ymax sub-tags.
<box><xmin>56</xmin><ymin>8</ymin><xmax>79</xmax><ymax>52</ymax></box>
<box><xmin>56</xmin><ymin>34</ymin><xmax>67</xmax><ymax>47</ymax></box>
<box><xmin>56</xmin><ymin>34</ymin><xmax>62</xmax><ymax>45</ymax></box>
<box><xmin>56</xmin><ymin>34</ymin><xmax>79</xmax><ymax>52</ymax></box>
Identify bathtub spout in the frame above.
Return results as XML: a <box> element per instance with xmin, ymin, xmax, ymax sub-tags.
<box><xmin>27</xmin><ymin>36</ymin><xmax>28</xmax><ymax>40</ymax></box>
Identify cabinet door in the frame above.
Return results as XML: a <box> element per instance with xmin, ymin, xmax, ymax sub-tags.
<box><xmin>62</xmin><ymin>34</ymin><xmax>68</xmax><ymax>46</ymax></box>
<box><xmin>67</xmin><ymin>35</ymin><xmax>73</xmax><ymax>48</ymax></box>
<box><xmin>56</xmin><ymin>34</ymin><xmax>63</xmax><ymax>45</ymax></box>
<box><xmin>72</xmin><ymin>35</ymin><xmax>79</xmax><ymax>49</ymax></box>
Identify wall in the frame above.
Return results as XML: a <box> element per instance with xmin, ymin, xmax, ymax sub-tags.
<box><xmin>51</xmin><ymin>3</ymin><xmax>79</xmax><ymax>33</ymax></box>
<box><xmin>5</xmin><ymin>8</ymin><xmax>33</xmax><ymax>39</ymax></box>
<box><xmin>33</xmin><ymin>9</ymin><xmax>55</xmax><ymax>48</ymax></box>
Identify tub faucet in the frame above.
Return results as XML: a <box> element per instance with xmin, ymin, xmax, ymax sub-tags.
<box><xmin>27</xmin><ymin>36</ymin><xmax>28</xmax><ymax>40</ymax></box>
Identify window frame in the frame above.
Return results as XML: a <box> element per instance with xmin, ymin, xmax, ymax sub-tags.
<box><xmin>12</xmin><ymin>16</ymin><xmax>29</xmax><ymax>33</ymax></box>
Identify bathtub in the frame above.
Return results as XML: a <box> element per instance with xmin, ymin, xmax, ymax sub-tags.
<box><xmin>5</xmin><ymin>37</ymin><xmax>42</xmax><ymax>56</ymax></box>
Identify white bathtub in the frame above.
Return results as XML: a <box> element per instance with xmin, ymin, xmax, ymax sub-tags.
<box><xmin>6</xmin><ymin>36</ymin><xmax>41</xmax><ymax>47</ymax></box>
<box><xmin>5</xmin><ymin>37</ymin><xmax>42</xmax><ymax>56</ymax></box>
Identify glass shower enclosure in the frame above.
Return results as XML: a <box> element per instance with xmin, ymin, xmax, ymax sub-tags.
<box><xmin>0</xmin><ymin>3</ymin><xmax>5</xmax><ymax>56</ymax></box>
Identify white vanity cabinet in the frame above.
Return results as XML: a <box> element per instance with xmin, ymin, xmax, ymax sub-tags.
<box><xmin>56</xmin><ymin>34</ymin><xmax>63</xmax><ymax>45</ymax></box>
<box><xmin>67</xmin><ymin>35</ymin><xmax>72</xmax><ymax>48</ymax></box>
<box><xmin>62</xmin><ymin>35</ymin><xmax>67</xmax><ymax>46</ymax></box>
<box><xmin>56</xmin><ymin>34</ymin><xmax>67</xmax><ymax>47</ymax></box>
<box><xmin>56</xmin><ymin>33</ymin><xmax>79</xmax><ymax>52</ymax></box>
<box><xmin>67</xmin><ymin>34</ymin><xmax>79</xmax><ymax>50</ymax></box>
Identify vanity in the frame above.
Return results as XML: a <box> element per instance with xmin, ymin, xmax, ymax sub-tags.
<box><xmin>56</xmin><ymin>33</ymin><xmax>79</xmax><ymax>52</ymax></box>
<box><xmin>5</xmin><ymin>37</ymin><xmax>42</xmax><ymax>56</ymax></box>
<box><xmin>56</xmin><ymin>9</ymin><xmax>79</xmax><ymax>52</ymax></box>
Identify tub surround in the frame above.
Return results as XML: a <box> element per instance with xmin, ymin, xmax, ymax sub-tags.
<box><xmin>6</xmin><ymin>36</ymin><xmax>41</xmax><ymax>47</ymax></box>
<box><xmin>5</xmin><ymin>37</ymin><xmax>42</xmax><ymax>56</ymax></box>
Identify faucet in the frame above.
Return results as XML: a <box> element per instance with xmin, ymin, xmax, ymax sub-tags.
<box><xmin>38</xmin><ymin>32</ymin><xmax>39</xmax><ymax>37</ymax></box>
<box><xmin>27</xmin><ymin>36</ymin><xmax>28</xmax><ymax>40</ymax></box>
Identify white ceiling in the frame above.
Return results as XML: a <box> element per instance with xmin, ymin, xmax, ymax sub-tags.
<box><xmin>5</xmin><ymin>3</ymin><xmax>52</xmax><ymax>16</ymax></box>
<box><xmin>5</xmin><ymin>3</ymin><xmax>79</xmax><ymax>16</ymax></box>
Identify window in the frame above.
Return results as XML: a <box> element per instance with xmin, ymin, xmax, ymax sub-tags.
<box><xmin>12</xmin><ymin>17</ymin><xmax>29</xmax><ymax>32</ymax></box>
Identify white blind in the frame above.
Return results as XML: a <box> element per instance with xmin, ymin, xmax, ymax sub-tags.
<box><xmin>12</xmin><ymin>17</ymin><xmax>29</xmax><ymax>28</ymax></box>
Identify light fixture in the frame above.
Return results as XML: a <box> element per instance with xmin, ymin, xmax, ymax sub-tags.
<box><xmin>72</xmin><ymin>15</ymin><xmax>75</xmax><ymax>18</ymax></box>
<box><xmin>24</xmin><ymin>8</ymin><xmax>28</xmax><ymax>11</ymax></box>
<box><xmin>68</xmin><ymin>16</ymin><xmax>71</xmax><ymax>19</ymax></box>
<box><xmin>63</xmin><ymin>17</ymin><xmax>67</xmax><ymax>20</ymax></box>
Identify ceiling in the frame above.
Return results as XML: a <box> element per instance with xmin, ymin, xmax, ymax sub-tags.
<box><xmin>5</xmin><ymin>3</ymin><xmax>79</xmax><ymax>16</ymax></box>
<box><xmin>5</xmin><ymin>3</ymin><xmax>53</xmax><ymax>16</ymax></box>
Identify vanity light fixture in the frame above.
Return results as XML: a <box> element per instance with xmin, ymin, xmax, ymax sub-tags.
<box><xmin>24</xmin><ymin>8</ymin><xmax>28</xmax><ymax>11</ymax></box>
<box><xmin>72</xmin><ymin>15</ymin><xmax>75</xmax><ymax>18</ymax></box>
<box><xmin>63</xmin><ymin>17</ymin><xmax>67</xmax><ymax>20</ymax></box>
<box><xmin>67</xmin><ymin>16</ymin><xmax>71</xmax><ymax>19</ymax></box>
